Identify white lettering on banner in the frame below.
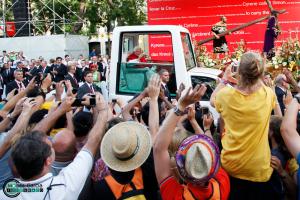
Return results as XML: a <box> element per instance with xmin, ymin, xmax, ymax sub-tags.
<box><xmin>243</xmin><ymin>2</ymin><xmax>258</xmax><ymax>7</ymax></box>
<box><xmin>150</xmin><ymin>52</ymin><xmax>173</xmax><ymax>57</ymax></box>
<box><xmin>150</xmin><ymin>43</ymin><xmax>165</xmax><ymax>48</ymax></box>
<box><xmin>192</xmin><ymin>32</ymin><xmax>212</xmax><ymax>37</ymax></box>
<box><xmin>184</xmin><ymin>24</ymin><xmax>199</xmax><ymax>28</ymax></box>
<box><xmin>149</xmin><ymin>7</ymin><xmax>160</xmax><ymax>11</ymax></box>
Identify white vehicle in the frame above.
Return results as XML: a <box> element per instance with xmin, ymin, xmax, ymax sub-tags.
<box><xmin>109</xmin><ymin>25</ymin><xmax>221</xmax><ymax>122</ymax></box>
<box><xmin>188</xmin><ymin>67</ymin><xmax>222</xmax><ymax>124</ymax></box>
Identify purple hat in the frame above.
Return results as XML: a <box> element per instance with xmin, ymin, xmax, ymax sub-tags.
<box><xmin>175</xmin><ymin>134</ymin><xmax>220</xmax><ymax>185</ymax></box>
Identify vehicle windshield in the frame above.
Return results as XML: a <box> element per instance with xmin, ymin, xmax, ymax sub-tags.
<box><xmin>117</xmin><ymin>32</ymin><xmax>177</xmax><ymax>96</ymax></box>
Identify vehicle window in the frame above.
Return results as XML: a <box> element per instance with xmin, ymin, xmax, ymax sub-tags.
<box><xmin>191</xmin><ymin>76</ymin><xmax>216</xmax><ymax>101</ymax></box>
<box><xmin>117</xmin><ymin>32</ymin><xmax>177</xmax><ymax>96</ymax></box>
<box><xmin>180</xmin><ymin>32</ymin><xmax>196</xmax><ymax>71</ymax></box>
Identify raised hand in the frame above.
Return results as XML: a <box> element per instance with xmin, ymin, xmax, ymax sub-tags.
<box><xmin>58</xmin><ymin>97</ymin><xmax>75</xmax><ymax>113</ymax></box>
<box><xmin>41</xmin><ymin>73</ymin><xmax>52</xmax><ymax>91</ymax></box>
<box><xmin>283</xmin><ymin>90</ymin><xmax>293</xmax><ymax>107</ymax></box>
<box><xmin>203</xmin><ymin>113</ymin><xmax>214</xmax><ymax>130</ymax></box>
<box><xmin>147</xmin><ymin>74</ymin><xmax>160</xmax><ymax>100</ymax></box>
<box><xmin>22</xmin><ymin>98</ymin><xmax>37</xmax><ymax>115</ymax></box>
<box><xmin>178</xmin><ymin>84</ymin><xmax>207</xmax><ymax>110</ymax></box>
<box><xmin>95</xmin><ymin>92</ymin><xmax>107</xmax><ymax>111</ymax></box>
<box><xmin>187</xmin><ymin>106</ymin><xmax>196</xmax><ymax>121</ymax></box>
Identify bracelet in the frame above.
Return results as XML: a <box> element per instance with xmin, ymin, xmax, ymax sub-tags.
<box><xmin>204</xmin><ymin>129</ymin><xmax>210</xmax><ymax>133</ymax></box>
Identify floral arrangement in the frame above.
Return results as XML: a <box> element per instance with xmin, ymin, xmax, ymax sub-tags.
<box><xmin>266</xmin><ymin>37</ymin><xmax>300</xmax><ymax>79</ymax></box>
<box><xmin>194</xmin><ymin>39</ymin><xmax>246</xmax><ymax>70</ymax></box>
<box><xmin>195</xmin><ymin>38</ymin><xmax>300</xmax><ymax>80</ymax></box>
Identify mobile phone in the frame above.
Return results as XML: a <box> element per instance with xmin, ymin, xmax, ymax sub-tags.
<box><xmin>72</xmin><ymin>88</ymin><xmax>78</xmax><ymax>94</ymax></box>
<box><xmin>201</xmin><ymin>107</ymin><xmax>209</xmax><ymax>115</ymax></box>
<box><xmin>195</xmin><ymin>102</ymin><xmax>201</xmax><ymax>111</ymax></box>
<box><xmin>89</xmin><ymin>98</ymin><xmax>96</xmax><ymax>106</ymax></box>
<box><xmin>71</xmin><ymin>98</ymin><xmax>83</xmax><ymax>107</ymax></box>
<box><xmin>35</xmin><ymin>76</ymin><xmax>41</xmax><ymax>85</ymax></box>
<box><xmin>232</xmin><ymin>65</ymin><xmax>238</xmax><ymax>73</ymax></box>
<box><xmin>14</xmin><ymin>90</ymin><xmax>19</xmax><ymax>95</ymax></box>
<box><xmin>89</xmin><ymin>94</ymin><xmax>96</xmax><ymax>98</ymax></box>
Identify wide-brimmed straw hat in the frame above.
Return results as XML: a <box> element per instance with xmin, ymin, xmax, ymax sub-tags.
<box><xmin>175</xmin><ymin>134</ymin><xmax>220</xmax><ymax>184</ymax></box>
<box><xmin>101</xmin><ymin>121</ymin><xmax>152</xmax><ymax>172</ymax></box>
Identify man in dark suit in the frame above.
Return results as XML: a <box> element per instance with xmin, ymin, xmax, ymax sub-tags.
<box><xmin>77</xmin><ymin>71</ymin><xmax>101</xmax><ymax>99</ymax></box>
<box><xmin>159</xmin><ymin>69</ymin><xmax>171</xmax><ymax>102</ymax></box>
<box><xmin>65</xmin><ymin>63</ymin><xmax>79</xmax><ymax>89</ymax></box>
<box><xmin>6</xmin><ymin>69</ymin><xmax>28</xmax><ymax>96</ymax></box>
<box><xmin>16</xmin><ymin>61</ymin><xmax>29</xmax><ymax>79</ymax></box>
<box><xmin>1</xmin><ymin>63</ymin><xmax>15</xmax><ymax>85</ymax></box>
<box><xmin>53</xmin><ymin>57</ymin><xmax>67</xmax><ymax>82</ymax></box>
<box><xmin>274</xmin><ymin>74</ymin><xmax>289</xmax><ymax>115</ymax></box>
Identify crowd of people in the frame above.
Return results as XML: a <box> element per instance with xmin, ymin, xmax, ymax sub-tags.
<box><xmin>0</xmin><ymin>48</ymin><xmax>299</xmax><ymax>200</ymax></box>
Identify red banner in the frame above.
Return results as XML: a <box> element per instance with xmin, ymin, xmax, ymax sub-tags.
<box><xmin>148</xmin><ymin>0</ymin><xmax>300</xmax><ymax>52</ymax></box>
<box><xmin>6</xmin><ymin>22</ymin><xmax>16</xmax><ymax>37</ymax></box>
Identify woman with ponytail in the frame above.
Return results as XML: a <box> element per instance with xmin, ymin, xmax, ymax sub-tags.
<box><xmin>210</xmin><ymin>52</ymin><xmax>283</xmax><ymax>200</ymax></box>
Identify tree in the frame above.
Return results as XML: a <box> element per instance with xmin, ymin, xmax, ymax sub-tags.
<box><xmin>1</xmin><ymin>0</ymin><xmax>146</xmax><ymax>38</ymax></box>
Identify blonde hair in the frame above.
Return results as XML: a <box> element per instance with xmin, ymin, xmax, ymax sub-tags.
<box><xmin>168</xmin><ymin>128</ymin><xmax>192</xmax><ymax>157</ymax></box>
<box><xmin>238</xmin><ymin>52</ymin><xmax>264</xmax><ymax>87</ymax></box>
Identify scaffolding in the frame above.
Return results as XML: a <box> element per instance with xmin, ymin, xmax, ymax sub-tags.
<box><xmin>0</xmin><ymin>0</ymin><xmax>86</xmax><ymax>37</ymax></box>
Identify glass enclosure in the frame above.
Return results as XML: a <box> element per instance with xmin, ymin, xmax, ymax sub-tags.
<box><xmin>117</xmin><ymin>32</ymin><xmax>177</xmax><ymax>95</ymax></box>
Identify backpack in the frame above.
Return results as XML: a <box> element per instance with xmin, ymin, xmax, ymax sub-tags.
<box><xmin>183</xmin><ymin>178</ymin><xmax>220</xmax><ymax>200</ymax></box>
<box><xmin>105</xmin><ymin>168</ymin><xmax>146</xmax><ymax>200</ymax></box>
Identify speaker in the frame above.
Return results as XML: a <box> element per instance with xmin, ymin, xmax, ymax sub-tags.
<box><xmin>12</xmin><ymin>0</ymin><xmax>32</xmax><ymax>37</ymax></box>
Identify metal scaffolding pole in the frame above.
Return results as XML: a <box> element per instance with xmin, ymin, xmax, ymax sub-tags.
<box><xmin>28</xmin><ymin>0</ymin><xmax>31</xmax><ymax>36</ymax></box>
<box><xmin>2</xmin><ymin>0</ymin><xmax>6</xmax><ymax>38</ymax></box>
<box><xmin>53</xmin><ymin>0</ymin><xmax>55</xmax><ymax>34</ymax></box>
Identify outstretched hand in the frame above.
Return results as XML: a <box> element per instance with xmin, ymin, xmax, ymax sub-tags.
<box><xmin>178</xmin><ymin>84</ymin><xmax>207</xmax><ymax>110</ymax></box>
<box><xmin>147</xmin><ymin>74</ymin><xmax>160</xmax><ymax>100</ymax></box>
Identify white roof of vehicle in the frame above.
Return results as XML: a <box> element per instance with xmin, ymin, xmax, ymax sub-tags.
<box><xmin>188</xmin><ymin>67</ymin><xmax>222</xmax><ymax>77</ymax></box>
<box><xmin>113</xmin><ymin>25</ymin><xmax>190</xmax><ymax>33</ymax></box>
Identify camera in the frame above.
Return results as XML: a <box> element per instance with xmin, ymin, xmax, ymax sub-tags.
<box><xmin>201</xmin><ymin>107</ymin><xmax>209</xmax><ymax>115</ymax></box>
<box><xmin>88</xmin><ymin>94</ymin><xmax>96</xmax><ymax>106</ymax></box>
<box><xmin>71</xmin><ymin>98</ymin><xmax>83</xmax><ymax>107</ymax></box>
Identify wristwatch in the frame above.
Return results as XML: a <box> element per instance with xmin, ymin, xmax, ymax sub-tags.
<box><xmin>174</xmin><ymin>106</ymin><xmax>185</xmax><ymax>116</ymax></box>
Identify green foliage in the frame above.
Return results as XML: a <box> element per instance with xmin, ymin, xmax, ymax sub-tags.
<box><xmin>0</xmin><ymin>0</ymin><xmax>146</xmax><ymax>35</ymax></box>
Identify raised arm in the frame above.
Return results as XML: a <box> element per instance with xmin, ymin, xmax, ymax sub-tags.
<box><xmin>281</xmin><ymin>99</ymin><xmax>300</xmax><ymax>158</ymax></box>
<box><xmin>83</xmin><ymin>93</ymin><xmax>108</xmax><ymax>156</ymax></box>
<box><xmin>210</xmin><ymin>66</ymin><xmax>233</xmax><ymax>107</ymax></box>
<box><xmin>33</xmin><ymin>97</ymin><xmax>74</xmax><ymax>134</ymax></box>
<box><xmin>0</xmin><ymin>98</ymin><xmax>40</xmax><ymax>157</ymax></box>
<box><xmin>147</xmin><ymin>74</ymin><xmax>160</xmax><ymax>142</ymax></box>
<box><xmin>154</xmin><ymin>85</ymin><xmax>207</xmax><ymax>183</ymax></box>
<box><xmin>2</xmin><ymin>78</ymin><xmax>35</xmax><ymax>113</ymax></box>
<box><xmin>122</xmin><ymin>90</ymin><xmax>147</xmax><ymax>120</ymax></box>
<box><xmin>187</xmin><ymin>106</ymin><xmax>203</xmax><ymax>134</ymax></box>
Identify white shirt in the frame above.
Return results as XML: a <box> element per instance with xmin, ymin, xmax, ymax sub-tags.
<box><xmin>0</xmin><ymin>149</ymin><xmax>93</xmax><ymax>200</ymax></box>
<box><xmin>15</xmin><ymin>80</ymin><xmax>25</xmax><ymax>90</ymax></box>
<box><xmin>86</xmin><ymin>82</ymin><xmax>94</xmax><ymax>93</ymax></box>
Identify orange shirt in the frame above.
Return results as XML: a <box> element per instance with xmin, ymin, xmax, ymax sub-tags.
<box><xmin>160</xmin><ymin>168</ymin><xmax>230</xmax><ymax>200</ymax></box>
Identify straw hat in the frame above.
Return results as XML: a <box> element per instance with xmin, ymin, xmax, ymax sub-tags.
<box><xmin>100</xmin><ymin>121</ymin><xmax>152</xmax><ymax>172</ymax></box>
<box><xmin>175</xmin><ymin>134</ymin><xmax>220</xmax><ymax>184</ymax></box>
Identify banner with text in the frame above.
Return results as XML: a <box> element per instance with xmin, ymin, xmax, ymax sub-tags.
<box><xmin>148</xmin><ymin>0</ymin><xmax>300</xmax><ymax>53</ymax></box>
